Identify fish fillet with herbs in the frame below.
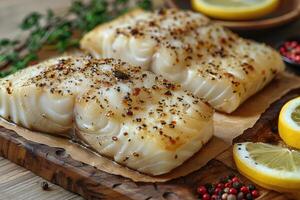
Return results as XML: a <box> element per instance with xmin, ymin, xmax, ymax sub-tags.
<box><xmin>81</xmin><ymin>9</ymin><xmax>285</xmax><ymax>113</ymax></box>
<box><xmin>0</xmin><ymin>56</ymin><xmax>213</xmax><ymax>175</ymax></box>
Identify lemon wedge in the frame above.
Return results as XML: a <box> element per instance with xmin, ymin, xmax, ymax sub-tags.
<box><xmin>233</xmin><ymin>142</ymin><xmax>300</xmax><ymax>192</ymax></box>
<box><xmin>191</xmin><ymin>0</ymin><xmax>279</xmax><ymax>20</ymax></box>
<box><xmin>279</xmin><ymin>97</ymin><xmax>300</xmax><ymax>149</ymax></box>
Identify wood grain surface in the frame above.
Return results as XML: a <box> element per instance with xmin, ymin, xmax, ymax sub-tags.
<box><xmin>0</xmin><ymin>1</ymin><xmax>81</xmax><ymax>199</ymax></box>
<box><xmin>0</xmin><ymin>156</ymin><xmax>82</xmax><ymax>200</ymax></box>
<box><xmin>0</xmin><ymin>98</ymin><xmax>295</xmax><ymax>200</ymax></box>
<box><xmin>0</xmin><ymin>123</ymin><xmax>290</xmax><ymax>200</ymax></box>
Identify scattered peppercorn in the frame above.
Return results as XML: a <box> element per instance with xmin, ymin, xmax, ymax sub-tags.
<box><xmin>248</xmin><ymin>184</ymin><xmax>256</xmax><ymax>191</ymax></box>
<box><xmin>229</xmin><ymin>188</ymin><xmax>237</xmax><ymax>195</ymax></box>
<box><xmin>251</xmin><ymin>190</ymin><xmax>259</xmax><ymax>198</ymax></box>
<box><xmin>198</xmin><ymin>186</ymin><xmax>207</xmax><ymax>195</ymax></box>
<box><xmin>240</xmin><ymin>186</ymin><xmax>249</xmax><ymax>194</ymax></box>
<box><xmin>196</xmin><ymin>175</ymin><xmax>259</xmax><ymax>200</ymax></box>
<box><xmin>225</xmin><ymin>182</ymin><xmax>232</xmax><ymax>188</ymax></box>
<box><xmin>237</xmin><ymin>192</ymin><xmax>244</xmax><ymax>200</ymax></box>
<box><xmin>232</xmin><ymin>177</ymin><xmax>239</xmax><ymax>183</ymax></box>
<box><xmin>41</xmin><ymin>181</ymin><xmax>49</xmax><ymax>191</ymax></box>
<box><xmin>227</xmin><ymin>194</ymin><xmax>236</xmax><ymax>200</ymax></box>
<box><xmin>232</xmin><ymin>182</ymin><xmax>242</xmax><ymax>189</ymax></box>
<box><xmin>246</xmin><ymin>193</ymin><xmax>253</xmax><ymax>200</ymax></box>
<box><xmin>203</xmin><ymin>193</ymin><xmax>211</xmax><ymax>200</ymax></box>
<box><xmin>279</xmin><ymin>40</ymin><xmax>300</xmax><ymax>64</ymax></box>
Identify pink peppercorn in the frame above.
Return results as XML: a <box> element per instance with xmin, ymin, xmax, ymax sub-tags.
<box><xmin>232</xmin><ymin>177</ymin><xmax>239</xmax><ymax>182</ymax></box>
<box><xmin>225</xmin><ymin>182</ymin><xmax>232</xmax><ymax>188</ymax></box>
<box><xmin>251</xmin><ymin>190</ymin><xmax>260</xmax><ymax>198</ymax></box>
<box><xmin>214</xmin><ymin>187</ymin><xmax>222</xmax><ymax>194</ymax></box>
<box><xmin>202</xmin><ymin>193</ymin><xmax>210</xmax><ymax>200</ymax></box>
<box><xmin>279</xmin><ymin>40</ymin><xmax>300</xmax><ymax>64</ymax></box>
<box><xmin>229</xmin><ymin>188</ymin><xmax>238</xmax><ymax>194</ymax></box>
<box><xmin>240</xmin><ymin>186</ymin><xmax>249</xmax><ymax>194</ymax></box>
<box><xmin>195</xmin><ymin>175</ymin><xmax>260</xmax><ymax>200</ymax></box>
<box><xmin>197</xmin><ymin>186</ymin><xmax>207</xmax><ymax>195</ymax></box>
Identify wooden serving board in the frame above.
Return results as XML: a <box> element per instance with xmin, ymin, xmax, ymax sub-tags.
<box><xmin>1</xmin><ymin>1</ymin><xmax>300</xmax><ymax>199</ymax></box>
<box><xmin>0</xmin><ymin>88</ymin><xmax>299</xmax><ymax>200</ymax></box>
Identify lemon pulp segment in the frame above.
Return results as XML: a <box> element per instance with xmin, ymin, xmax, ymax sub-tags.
<box><xmin>233</xmin><ymin>142</ymin><xmax>300</xmax><ymax>192</ymax></box>
<box><xmin>291</xmin><ymin>105</ymin><xmax>300</xmax><ymax>126</ymax></box>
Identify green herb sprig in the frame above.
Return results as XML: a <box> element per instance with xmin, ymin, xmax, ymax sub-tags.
<box><xmin>0</xmin><ymin>0</ymin><xmax>152</xmax><ymax>77</ymax></box>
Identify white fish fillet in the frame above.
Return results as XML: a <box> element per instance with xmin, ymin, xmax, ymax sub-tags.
<box><xmin>0</xmin><ymin>56</ymin><xmax>213</xmax><ymax>175</ymax></box>
<box><xmin>81</xmin><ymin>9</ymin><xmax>285</xmax><ymax>113</ymax></box>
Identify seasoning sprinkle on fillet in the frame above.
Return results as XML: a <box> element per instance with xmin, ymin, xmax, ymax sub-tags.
<box><xmin>0</xmin><ymin>56</ymin><xmax>213</xmax><ymax>175</ymax></box>
<box><xmin>81</xmin><ymin>9</ymin><xmax>285</xmax><ymax>113</ymax></box>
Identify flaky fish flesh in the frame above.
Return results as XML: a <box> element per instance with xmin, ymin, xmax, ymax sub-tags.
<box><xmin>81</xmin><ymin>9</ymin><xmax>285</xmax><ymax>113</ymax></box>
<box><xmin>0</xmin><ymin>56</ymin><xmax>213</xmax><ymax>175</ymax></box>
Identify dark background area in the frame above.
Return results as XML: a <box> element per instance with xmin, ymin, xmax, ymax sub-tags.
<box><xmin>174</xmin><ymin>0</ymin><xmax>300</xmax><ymax>75</ymax></box>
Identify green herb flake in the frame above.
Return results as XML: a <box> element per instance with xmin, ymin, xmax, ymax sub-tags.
<box><xmin>20</xmin><ymin>12</ymin><xmax>42</xmax><ymax>30</ymax></box>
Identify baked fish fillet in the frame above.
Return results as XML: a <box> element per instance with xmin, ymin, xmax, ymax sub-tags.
<box><xmin>81</xmin><ymin>9</ymin><xmax>285</xmax><ymax>113</ymax></box>
<box><xmin>0</xmin><ymin>56</ymin><xmax>213</xmax><ymax>175</ymax></box>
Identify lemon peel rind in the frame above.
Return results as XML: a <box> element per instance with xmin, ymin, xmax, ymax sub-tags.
<box><xmin>192</xmin><ymin>0</ymin><xmax>279</xmax><ymax>20</ymax></box>
<box><xmin>279</xmin><ymin>97</ymin><xmax>300</xmax><ymax>149</ymax></box>
<box><xmin>233</xmin><ymin>143</ymin><xmax>300</xmax><ymax>192</ymax></box>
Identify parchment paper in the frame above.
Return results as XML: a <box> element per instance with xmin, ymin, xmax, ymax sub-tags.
<box><xmin>0</xmin><ymin>72</ymin><xmax>299</xmax><ymax>183</ymax></box>
<box><xmin>214</xmin><ymin>72</ymin><xmax>300</xmax><ymax>143</ymax></box>
<box><xmin>0</xmin><ymin>119</ymin><xmax>228</xmax><ymax>182</ymax></box>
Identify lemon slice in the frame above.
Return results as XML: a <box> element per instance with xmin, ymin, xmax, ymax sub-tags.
<box><xmin>191</xmin><ymin>0</ymin><xmax>279</xmax><ymax>20</ymax></box>
<box><xmin>279</xmin><ymin>97</ymin><xmax>300</xmax><ymax>149</ymax></box>
<box><xmin>233</xmin><ymin>142</ymin><xmax>300</xmax><ymax>192</ymax></box>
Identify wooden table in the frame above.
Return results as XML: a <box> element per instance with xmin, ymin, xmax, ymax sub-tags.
<box><xmin>0</xmin><ymin>1</ymin><xmax>300</xmax><ymax>199</ymax></box>
<box><xmin>0</xmin><ymin>1</ymin><xmax>82</xmax><ymax>199</ymax></box>
<box><xmin>0</xmin><ymin>156</ymin><xmax>82</xmax><ymax>200</ymax></box>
